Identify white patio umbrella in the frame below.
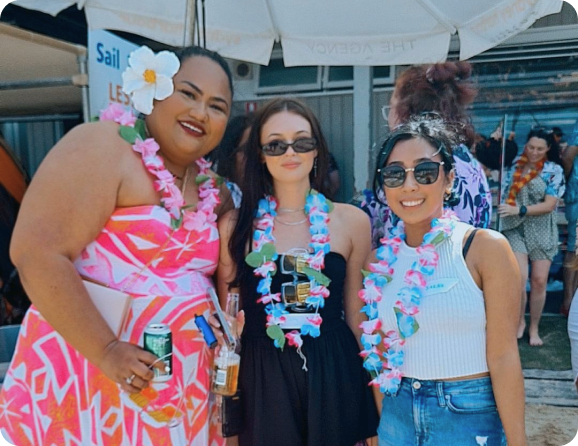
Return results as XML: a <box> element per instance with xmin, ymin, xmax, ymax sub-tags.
<box><xmin>202</xmin><ymin>0</ymin><xmax>564</xmax><ymax>66</ymax></box>
<box><xmin>13</xmin><ymin>0</ymin><xmax>563</xmax><ymax>66</ymax></box>
<box><xmin>12</xmin><ymin>0</ymin><xmax>197</xmax><ymax>46</ymax></box>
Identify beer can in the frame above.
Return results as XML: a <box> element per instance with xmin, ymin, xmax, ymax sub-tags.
<box><xmin>143</xmin><ymin>323</ymin><xmax>172</xmax><ymax>382</ymax></box>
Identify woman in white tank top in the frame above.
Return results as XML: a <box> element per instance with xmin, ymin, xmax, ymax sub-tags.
<box><xmin>360</xmin><ymin>116</ymin><xmax>527</xmax><ymax>445</ymax></box>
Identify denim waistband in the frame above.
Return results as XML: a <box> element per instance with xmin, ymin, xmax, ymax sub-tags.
<box><xmin>396</xmin><ymin>376</ymin><xmax>494</xmax><ymax>398</ymax></box>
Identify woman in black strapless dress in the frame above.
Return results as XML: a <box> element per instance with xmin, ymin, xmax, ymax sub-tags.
<box><xmin>217</xmin><ymin>97</ymin><xmax>378</xmax><ymax>446</ymax></box>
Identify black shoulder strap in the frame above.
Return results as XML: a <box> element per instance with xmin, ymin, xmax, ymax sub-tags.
<box><xmin>462</xmin><ymin>228</ymin><xmax>480</xmax><ymax>259</ymax></box>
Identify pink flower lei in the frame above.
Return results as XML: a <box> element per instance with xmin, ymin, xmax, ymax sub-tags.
<box><xmin>246</xmin><ymin>190</ymin><xmax>333</xmax><ymax>359</ymax></box>
<box><xmin>358</xmin><ymin>209</ymin><xmax>457</xmax><ymax>394</ymax></box>
<box><xmin>99</xmin><ymin>104</ymin><xmax>220</xmax><ymax>231</ymax></box>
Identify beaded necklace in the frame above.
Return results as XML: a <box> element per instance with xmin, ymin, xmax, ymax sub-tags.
<box><xmin>359</xmin><ymin>209</ymin><xmax>457</xmax><ymax>394</ymax></box>
<box><xmin>246</xmin><ymin>190</ymin><xmax>332</xmax><ymax>360</ymax></box>
<box><xmin>99</xmin><ymin>104</ymin><xmax>221</xmax><ymax>232</ymax></box>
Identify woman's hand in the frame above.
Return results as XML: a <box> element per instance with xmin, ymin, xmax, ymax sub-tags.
<box><xmin>96</xmin><ymin>340</ymin><xmax>165</xmax><ymax>394</ymax></box>
<box><xmin>208</xmin><ymin>310</ymin><xmax>245</xmax><ymax>347</ymax></box>
<box><xmin>498</xmin><ymin>204</ymin><xmax>519</xmax><ymax>217</ymax></box>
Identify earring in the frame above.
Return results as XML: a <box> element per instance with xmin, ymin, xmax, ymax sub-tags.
<box><xmin>314</xmin><ymin>158</ymin><xmax>318</xmax><ymax>177</ymax></box>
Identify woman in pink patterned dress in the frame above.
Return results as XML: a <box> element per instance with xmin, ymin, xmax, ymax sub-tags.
<box><xmin>0</xmin><ymin>46</ymin><xmax>234</xmax><ymax>446</ymax></box>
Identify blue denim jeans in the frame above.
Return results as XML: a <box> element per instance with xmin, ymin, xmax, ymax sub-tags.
<box><xmin>377</xmin><ymin>377</ymin><xmax>506</xmax><ymax>446</ymax></box>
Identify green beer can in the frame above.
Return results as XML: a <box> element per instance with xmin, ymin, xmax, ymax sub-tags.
<box><xmin>143</xmin><ymin>323</ymin><xmax>172</xmax><ymax>382</ymax></box>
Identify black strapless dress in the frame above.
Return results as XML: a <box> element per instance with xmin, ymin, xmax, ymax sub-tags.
<box><xmin>238</xmin><ymin>252</ymin><xmax>379</xmax><ymax>446</ymax></box>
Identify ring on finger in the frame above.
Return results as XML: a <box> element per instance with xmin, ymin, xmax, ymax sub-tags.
<box><xmin>125</xmin><ymin>374</ymin><xmax>136</xmax><ymax>385</ymax></box>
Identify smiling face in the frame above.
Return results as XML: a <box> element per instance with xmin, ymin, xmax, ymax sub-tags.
<box><xmin>260</xmin><ymin>111</ymin><xmax>317</xmax><ymax>187</ymax></box>
<box><xmin>145</xmin><ymin>56</ymin><xmax>232</xmax><ymax>169</ymax></box>
<box><xmin>383</xmin><ymin>137</ymin><xmax>454</xmax><ymax>228</ymax></box>
<box><xmin>524</xmin><ymin>136</ymin><xmax>549</xmax><ymax>164</ymax></box>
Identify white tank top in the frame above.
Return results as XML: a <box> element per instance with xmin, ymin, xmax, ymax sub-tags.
<box><xmin>377</xmin><ymin>221</ymin><xmax>489</xmax><ymax>379</ymax></box>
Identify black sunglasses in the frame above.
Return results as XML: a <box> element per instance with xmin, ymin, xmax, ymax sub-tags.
<box><xmin>261</xmin><ymin>138</ymin><xmax>317</xmax><ymax>156</ymax></box>
<box><xmin>379</xmin><ymin>161</ymin><xmax>444</xmax><ymax>188</ymax></box>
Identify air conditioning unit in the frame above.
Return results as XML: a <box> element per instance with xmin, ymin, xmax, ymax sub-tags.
<box><xmin>230</xmin><ymin>60</ymin><xmax>253</xmax><ymax>81</ymax></box>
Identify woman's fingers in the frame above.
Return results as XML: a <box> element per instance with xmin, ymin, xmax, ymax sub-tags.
<box><xmin>236</xmin><ymin>310</ymin><xmax>245</xmax><ymax>337</ymax></box>
<box><xmin>137</xmin><ymin>349</ymin><xmax>166</xmax><ymax>375</ymax></box>
<box><xmin>208</xmin><ymin>314</ymin><xmax>226</xmax><ymax>346</ymax></box>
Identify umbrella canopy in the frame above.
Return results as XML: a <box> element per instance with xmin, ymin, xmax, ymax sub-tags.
<box><xmin>202</xmin><ymin>0</ymin><xmax>563</xmax><ymax>66</ymax></box>
<box><xmin>14</xmin><ymin>0</ymin><xmax>563</xmax><ymax>66</ymax></box>
<box><xmin>13</xmin><ymin>0</ymin><xmax>197</xmax><ymax>46</ymax></box>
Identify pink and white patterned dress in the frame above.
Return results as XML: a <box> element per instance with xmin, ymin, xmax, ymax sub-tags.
<box><xmin>0</xmin><ymin>110</ymin><xmax>226</xmax><ymax>446</ymax></box>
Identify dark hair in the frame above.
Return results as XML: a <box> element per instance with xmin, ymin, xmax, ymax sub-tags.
<box><xmin>372</xmin><ymin>115</ymin><xmax>458</xmax><ymax>204</ymax></box>
<box><xmin>175</xmin><ymin>46</ymin><xmax>234</xmax><ymax>96</ymax></box>
<box><xmin>526</xmin><ymin>128</ymin><xmax>550</xmax><ymax>143</ymax></box>
<box><xmin>392</xmin><ymin>62</ymin><xmax>477</xmax><ymax>147</ymax></box>
<box><xmin>552</xmin><ymin>126</ymin><xmax>564</xmax><ymax>137</ymax></box>
<box><xmin>228</xmin><ymin>97</ymin><xmax>331</xmax><ymax>291</ymax></box>
<box><xmin>212</xmin><ymin>114</ymin><xmax>254</xmax><ymax>181</ymax></box>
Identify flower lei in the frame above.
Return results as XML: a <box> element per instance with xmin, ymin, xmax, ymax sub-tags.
<box><xmin>506</xmin><ymin>154</ymin><xmax>545</xmax><ymax>205</ymax></box>
<box><xmin>99</xmin><ymin>103</ymin><xmax>221</xmax><ymax>230</ymax></box>
<box><xmin>245</xmin><ymin>190</ymin><xmax>332</xmax><ymax>363</ymax></box>
<box><xmin>359</xmin><ymin>209</ymin><xmax>457</xmax><ymax>394</ymax></box>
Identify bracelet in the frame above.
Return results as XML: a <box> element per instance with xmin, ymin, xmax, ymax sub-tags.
<box><xmin>519</xmin><ymin>205</ymin><xmax>527</xmax><ymax>217</ymax></box>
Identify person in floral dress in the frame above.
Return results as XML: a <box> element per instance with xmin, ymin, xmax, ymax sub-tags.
<box><xmin>0</xmin><ymin>46</ymin><xmax>235</xmax><ymax>446</ymax></box>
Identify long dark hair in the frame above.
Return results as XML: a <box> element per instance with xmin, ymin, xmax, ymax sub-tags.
<box><xmin>373</xmin><ymin>115</ymin><xmax>458</xmax><ymax>204</ymax></box>
<box><xmin>392</xmin><ymin>62</ymin><xmax>477</xmax><ymax>147</ymax></box>
<box><xmin>228</xmin><ymin>97</ymin><xmax>331</xmax><ymax>291</ymax></box>
<box><xmin>211</xmin><ymin>114</ymin><xmax>254</xmax><ymax>182</ymax></box>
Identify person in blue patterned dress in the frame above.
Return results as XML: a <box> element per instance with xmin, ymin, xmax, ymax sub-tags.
<box><xmin>499</xmin><ymin>129</ymin><xmax>566</xmax><ymax>346</ymax></box>
<box><xmin>562</xmin><ymin>120</ymin><xmax>578</xmax><ymax>317</ymax></box>
<box><xmin>360</xmin><ymin>62</ymin><xmax>491</xmax><ymax>248</ymax></box>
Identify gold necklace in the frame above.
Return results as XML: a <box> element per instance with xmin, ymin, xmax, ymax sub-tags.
<box><xmin>181</xmin><ymin>167</ymin><xmax>190</xmax><ymax>194</ymax></box>
<box><xmin>274</xmin><ymin>216</ymin><xmax>308</xmax><ymax>226</ymax></box>
<box><xmin>278</xmin><ymin>207</ymin><xmax>305</xmax><ymax>213</ymax></box>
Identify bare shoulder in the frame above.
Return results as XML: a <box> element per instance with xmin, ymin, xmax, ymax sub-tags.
<box><xmin>52</xmin><ymin>120</ymin><xmax>126</xmax><ymax>158</ymax></box>
<box><xmin>471</xmin><ymin>228</ymin><xmax>510</xmax><ymax>252</ymax></box>
<box><xmin>39</xmin><ymin>121</ymin><xmax>133</xmax><ymax>180</ymax></box>
<box><xmin>468</xmin><ymin>228</ymin><xmax>515</xmax><ymax>271</ymax></box>
<box><xmin>332</xmin><ymin>202</ymin><xmax>370</xmax><ymax>228</ymax></box>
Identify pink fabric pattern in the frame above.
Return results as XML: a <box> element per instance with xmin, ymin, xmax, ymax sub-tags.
<box><xmin>0</xmin><ymin>105</ymin><xmax>225</xmax><ymax>446</ymax></box>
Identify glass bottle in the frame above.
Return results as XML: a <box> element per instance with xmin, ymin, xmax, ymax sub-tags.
<box><xmin>211</xmin><ymin>345</ymin><xmax>240</xmax><ymax>396</ymax></box>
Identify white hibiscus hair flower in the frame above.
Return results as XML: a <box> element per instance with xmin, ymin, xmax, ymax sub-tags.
<box><xmin>122</xmin><ymin>46</ymin><xmax>180</xmax><ymax>115</ymax></box>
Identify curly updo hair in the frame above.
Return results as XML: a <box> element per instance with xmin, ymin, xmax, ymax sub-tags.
<box><xmin>392</xmin><ymin>61</ymin><xmax>477</xmax><ymax>147</ymax></box>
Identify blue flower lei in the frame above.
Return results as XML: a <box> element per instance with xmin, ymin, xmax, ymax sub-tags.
<box><xmin>245</xmin><ymin>190</ymin><xmax>333</xmax><ymax>356</ymax></box>
<box><xmin>359</xmin><ymin>209</ymin><xmax>457</xmax><ymax>394</ymax></box>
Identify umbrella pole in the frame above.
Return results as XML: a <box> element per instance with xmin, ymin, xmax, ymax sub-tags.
<box><xmin>496</xmin><ymin>113</ymin><xmax>508</xmax><ymax>232</ymax></box>
<box><xmin>183</xmin><ymin>0</ymin><xmax>196</xmax><ymax>47</ymax></box>
<box><xmin>201</xmin><ymin>0</ymin><xmax>206</xmax><ymax>48</ymax></box>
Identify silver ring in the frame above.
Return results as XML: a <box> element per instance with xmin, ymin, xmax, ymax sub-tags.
<box><xmin>125</xmin><ymin>374</ymin><xmax>135</xmax><ymax>385</ymax></box>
